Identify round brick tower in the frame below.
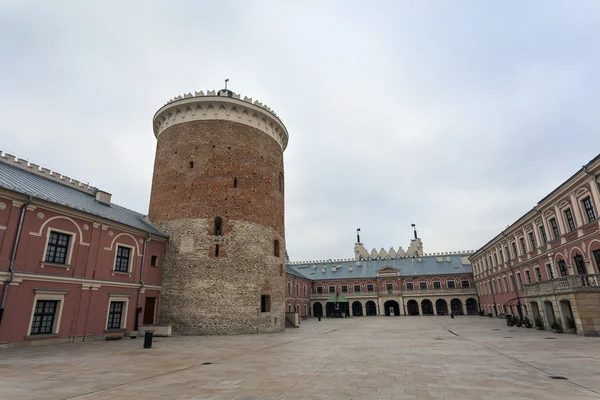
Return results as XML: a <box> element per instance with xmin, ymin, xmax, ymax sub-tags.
<box><xmin>149</xmin><ymin>88</ymin><xmax>289</xmax><ymax>334</ymax></box>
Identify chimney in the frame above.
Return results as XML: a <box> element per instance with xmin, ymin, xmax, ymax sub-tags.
<box><xmin>95</xmin><ymin>190</ymin><xmax>112</xmax><ymax>205</ymax></box>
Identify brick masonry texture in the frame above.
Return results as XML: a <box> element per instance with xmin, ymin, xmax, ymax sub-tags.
<box><xmin>149</xmin><ymin>119</ymin><xmax>286</xmax><ymax>335</ymax></box>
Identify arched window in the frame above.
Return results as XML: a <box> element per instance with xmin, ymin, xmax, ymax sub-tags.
<box><xmin>274</xmin><ymin>240</ymin><xmax>280</xmax><ymax>257</ymax></box>
<box><xmin>214</xmin><ymin>217</ymin><xmax>222</xmax><ymax>236</ymax></box>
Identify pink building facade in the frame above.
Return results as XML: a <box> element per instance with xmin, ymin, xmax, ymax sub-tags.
<box><xmin>0</xmin><ymin>154</ymin><xmax>167</xmax><ymax>348</ymax></box>
<box><xmin>471</xmin><ymin>153</ymin><xmax>600</xmax><ymax>336</ymax></box>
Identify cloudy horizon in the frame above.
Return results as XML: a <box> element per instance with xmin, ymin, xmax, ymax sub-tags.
<box><xmin>2</xmin><ymin>1</ymin><xmax>599</xmax><ymax>261</ymax></box>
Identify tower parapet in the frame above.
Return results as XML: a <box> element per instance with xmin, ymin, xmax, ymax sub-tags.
<box><xmin>153</xmin><ymin>89</ymin><xmax>289</xmax><ymax>151</ymax></box>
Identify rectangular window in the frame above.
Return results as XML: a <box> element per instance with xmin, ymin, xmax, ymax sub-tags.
<box><xmin>516</xmin><ymin>272</ymin><xmax>522</xmax><ymax>289</ymax></box>
<box><xmin>582</xmin><ymin>197</ymin><xmax>596</xmax><ymax>223</ymax></box>
<box><xmin>419</xmin><ymin>282</ymin><xmax>427</xmax><ymax>290</ymax></box>
<box><xmin>303</xmin><ymin>286</ymin><xmax>306</xmax><ymax>295</ymax></box>
<box><xmin>354</xmin><ymin>285</ymin><xmax>360</xmax><ymax>292</ymax></box>
<box><xmin>295</xmin><ymin>284</ymin><xmax>299</xmax><ymax>295</ymax></box>
<box><xmin>447</xmin><ymin>281</ymin><xmax>455</xmax><ymax>289</ymax></box>
<box><xmin>328</xmin><ymin>286</ymin><xmax>335</xmax><ymax>293</ymax></box>
<box><xmin>260</xmin><ymin>295</ymin><xmax>270</xmax><ymax>312</ymax></box>
<box><xmin>150</xmin><ymin>255</ymin><xmax>158</xmax><ymax>267</ymax></box>
<box><xmin>115</xmin><ymin>246</ymin><xmax>131</xmax><ymax>272</ymax></box>
<box><xmin>502</xmin><ymin>277</ymin><xmax>508</xmax><ymax>292</ymax></box>
<box><xmin>525</xmin><ymin>270</ymin><xmax>531</xmax><ymax>284</ymax></box>
<box><xmin>493</xmin><ymin>253</ymin><xmax>498</xmax><ymax>266</ymax></box>
<box><xmin>107</xmin><ymin>301</ymin><xmax>124</xmax><ymax>329</ymax></box>
<box><xmin>287</xmin><ymin>282</ymin><xmax>291</xmax><ymax>295</ymax></box>
<box><xmin>546</xmin><ymin>263</ymin><xmax>554</xmax><ymax>279</ymax></box>
<box><xmin>406</xmin><ymin>282</ymin><xmax>414</xmax><ymax>290</ymax></box>
<box><xmin>461</xmin><ymin>280</ymin><xmax>470</xmax><ymax>288</ymax></box>
<box><xmin>30</xmin><ymin>300</ymin><xmax>58</xmax><ymax>335</ymax></box>
<box><xmin>564</xmin><ymin>208</ymin><xmax>576</xmax><ymax>232</ymax></box>
<box><xmin>511</xmin><ymin>242</ymin><xmax>518</xmax><ymax>259</ymax></box>
<box><xmin>385</xmin><ymin>283</ymin><xmax>393</xmax><ymax>292</ymax></box>
<box><xmin>558</xmin><ymin>260</ymin><xmax>568</xmax><ymax>276</ymax></box>
<box><xmin>539</xmin><ymin>226</ymin><xmax>547</xmax><ymax>245</ymax></box>
<box><xmin>316</xmin><ymin>286</ymin><xmax>323</xmax><ymax>294</ymax></box>
<box><xmin>45</xmin><ymin>231</ymin><xmax>71</xmax><ymax>265</ymax></box>
<box><xmin>341</xmin><ymin>285</ymin><xmax>348</xmax><ymax>292</ymax></box>
<box><xmin>519</xmin><ymin>237</ymin><xmax>527</xmax><ymax>255</ymax></box>
<box><xmin>528</xmin><ymin>232</ymin><xmax>536</xmax><ymax>250</ymax></box>
<box><xmin>499</xmin><ymin>250</ymin><xmax>504</xmax><ymax>264</ymax></box>
<box><xmin>535</xmin><ymin>267</ymin><xmax>542</xmax><ymax>282</ymax></box>
<box><xmin>367</xmin><ymin>284</ymin><xmax>374</xmax><ymax>292</ymax></box>
<box><xmin>593</xmin><ymin>249</ymin><xmax>600</xmax><ymax>271</ymax></box>
<box><xmin>549</xmin><ymin>218</ymin><xmax>560</xmax><ymax>239</ymax></box>
<box><xmin>433</xmin><ymin>281</ymin><xmax>441</xmax><ymax>289</ymax></box>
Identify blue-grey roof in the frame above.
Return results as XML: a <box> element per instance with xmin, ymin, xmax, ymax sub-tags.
<box><xmin>286</xmin><ymin>254</ymin><xmax>472</xmax><ymax>281</ymax></box>
<box><xmin>0</xmin><ymin>162</ymin><xmax>167</xmax><ymax>237</ymax></box>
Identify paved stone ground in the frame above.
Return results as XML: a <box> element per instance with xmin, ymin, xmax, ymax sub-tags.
<box><xmin>1</xmin><ymin>316</ymin><xmax>599</xmax><ymax>400</ymax></box>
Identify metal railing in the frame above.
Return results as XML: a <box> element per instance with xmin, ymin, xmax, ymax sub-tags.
<box><xmin>524</xmin><ymin>274</ymin><xmax>600</xmax><ymax>296</ymax></box>
<box><xmin>404</xmin><ymin>287</ymin><xmax>477</xmax><ymax>295</ymax></box>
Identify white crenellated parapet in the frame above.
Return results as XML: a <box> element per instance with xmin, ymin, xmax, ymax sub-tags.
<box><xmin>0</xmin><ymin>151</ymin><xmax>101</xmax><ymax>197</ymax></box>
<box><xmin>155</xmin><ymin>89</ymin><xmax>289</xmax><ymax>151</ymax></box>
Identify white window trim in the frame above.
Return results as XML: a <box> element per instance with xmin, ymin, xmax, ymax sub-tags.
<box><xmin>113</xmin><ymin>243</ymin><xmax>135</xmax><ymax>274</ymax></box>
<box><xmin>446</xmin><ymin>280</ymin><xmax>456</xmax><ymax>289</ymax></box>
<box><xmin>42</xmin><ymin>228</ymin><xmax>76</xmax><ymax>267</ymax></box>
<box><xmin>105</xmin><ymin>295</ymin><xmax>130</xmax><ymax>330</ymax></box>
<box><xmin>432</xmin><ymin>280</ymin><xmax>442</xmax><ymax>289</ymax></box>
<box><xmin>27</xmin><ymin>291</ymin><xmax>66</xmax><ymax>336</ymax></box>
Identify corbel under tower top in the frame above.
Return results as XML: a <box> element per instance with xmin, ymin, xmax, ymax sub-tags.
<box><xmin>152</xmin><ymin>89</ymin><xmax>289</xmax><ymax>151</ymax></box>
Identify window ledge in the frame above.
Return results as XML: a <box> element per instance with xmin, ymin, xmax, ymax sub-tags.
<box><xmin>40</xmin><ymin>262</ymin><xmax>71</xmax><ymax>270</ymax></box>
<box><xmin>112</xmin><ymin>271</ymin><xmax>132</xmax><ymax>277</ymax></box>
<box><xmin>24</xmin><ymin>333</ymin><xmax>59</xmax><ymax>339</ymax></box>
<box><xmin>104</xmin><ymin>329</ymin><xmax>126</xmax><ymax>333</ymax></box>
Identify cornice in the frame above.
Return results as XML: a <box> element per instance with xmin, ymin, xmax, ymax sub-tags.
<box><xmin>153</xmin><ymin>89</ymin><xmax>289</xmax><ymax>151</ymax></box>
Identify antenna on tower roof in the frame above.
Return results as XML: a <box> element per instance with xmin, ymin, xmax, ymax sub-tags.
<box><xmin>224</xmin><ymin>78</ymin><xmax>229</xmax><ymax>90</ymax></box>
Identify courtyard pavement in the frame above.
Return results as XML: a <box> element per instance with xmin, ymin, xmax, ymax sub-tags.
<box><xmin>1</xmin><ymin>316</ymin><xmax>599</xmax><ymax>400</ymax></box>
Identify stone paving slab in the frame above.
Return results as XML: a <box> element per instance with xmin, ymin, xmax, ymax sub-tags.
<box><xmin>0</xmin><ymin>317</ymin><xmax>599</xmax><ymax>399</ymax></box>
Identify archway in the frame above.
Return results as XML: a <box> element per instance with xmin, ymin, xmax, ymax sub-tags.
<box><xmin>421</xmin><ymin>299</ymin><xmax>434</xmax><ymax>315</ymax></box>
<box><xmin>365</xmin><ymin>301</ymin><xmax>377</xmax><ymax>316</ymax></box>
<box><xmin>313</xmin><ymin>302</ymin><xmax>323</xmax><ymax>317</ymax></box>
<box><xmin>435</xmin><ymin>299</ymin><xmax>448</xmax><ymax>315</ymax></box>
<box><xmin>352</xmin><ymin>301</ymin><xmax>363</xmax><ymax>317</ymax></box>
<box><xmin>559</xmin><ymin>300</ymin><xmax>575</xmax><ymax>332</ymax></box>
<box><xmin>450</xmin><ymin>298</ymin><xmax>463</xmax><ymax>315</ymax></box>
<box><xmin>407</xmin><ymin>300</ymin><xmax>419</xmax><ymax>316</ymax></box>
<box><xmin>466</xmin><ymin>298</ymin><xmax>478</xmax><ymax>315</ymax></box>
<box><xmin>543</xmin><ymin>301</ymin><xmax>556</xmax><ymax>326</ymax></box>
<box><xmin>384</xmin><ymin>300</ymin><xmax>400</xmax><ymax>316</ymax></box>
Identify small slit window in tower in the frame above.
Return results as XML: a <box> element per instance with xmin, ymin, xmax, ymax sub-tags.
<box><xmin>278</xmin><ymin>172</ymin><xmax>284</xmax><ymax>194</ymax></box>
<box><xmin>233</xmin><ymin>177</ymin><xmax>238</xmax><ymax>188</ymax></box>
<box><xmin>274</xmin><ymin>240</ymin><xmax>280</xmax><ymax>257</ymax></box>
<box><xmin>215</xmin><ymin>244</ymin><xmax>220</xmax><ymax>257</ymax></box>
<box><xmin>189</xmin><ymin>156</ymin><xmax>194</xmax><ymax>168</ymax></box>
<box><xmin>214</xmin><ymin>217</ymin><xmax>222</xmax><ymax>236</ymax></box>
<box><xmin>261</xmin><ymin>295</ymin><xmax>271</xmax><ymax>312</ymax></box>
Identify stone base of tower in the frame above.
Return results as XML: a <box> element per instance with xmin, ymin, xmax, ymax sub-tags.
<box><xmin>156</xmin><ymin>218</ymin><xmax>285</xmax><ymax>335</ymax></box>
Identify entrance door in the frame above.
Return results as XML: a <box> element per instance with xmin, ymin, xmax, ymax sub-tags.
<box><xmin>143</xmin><ymin>297</ymin><xmax>156</xmax><ymax>324</ymax></box>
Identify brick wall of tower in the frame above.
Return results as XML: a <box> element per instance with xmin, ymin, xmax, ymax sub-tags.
<box><xmin>149</xmin><ymin>119</ymin><xmax>286</xmax><ymax>335</ymax></box>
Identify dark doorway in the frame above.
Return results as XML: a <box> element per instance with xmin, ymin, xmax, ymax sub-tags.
<box><xmin>365</xmin><ymin>301</ymin><xmax>377</xmax><ymax>316</ymax></box>
<box><xmin>407</xmin><ymin>300</ymin><xmax>419</xmax><ymax>316</ymax></box>
<box><xmin>352</xmin><ymin>301</ymin><xmax>363</xmax><ymax>317</ymax></box>
<box><xmin>384</xmin><ymin>300</ymin><xmax>400</xmax><ymax>316</ymax></box>
<box><xmin>313</xmin><ymin>302</ymin><xmax>323</xmax><ymax>317</ymax></box>
<box><xmin>421</xmin><ymin>299</ymin><xmax>434</xmax><ymax>315</ymax></box>
<box><xmin>450</xmin><ymin>298</ymin><xmax>463</xmax><ymax>315</ymax></box>
<box><xmin>326</xmin><ymin>301</ymin><xmax>349</xmax><ymax>318</ymax></box>
<box><xmin>435</xmin><ymin>299</ymin><xmax>448</xmax><ymax>315</ymax></box>
<box><xmin>466</xmin><ymin>298</ymin><xmax>478</xmax><ymax>315</ymax></box>
<box><xmin>143</xmin><ymin>297</ymin><xmax>156</xmax><ymax>324</ymax></box>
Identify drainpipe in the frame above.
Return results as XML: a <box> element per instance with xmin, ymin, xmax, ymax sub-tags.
<box><xmin>0</xmin><ymin>196</ymin><xmax>32</xmax><ymax>325</ymax></box>
<box><xmin>135</xmin><ymin>235</ymin><xmax>149</xmax><ymax>331</ymax></box>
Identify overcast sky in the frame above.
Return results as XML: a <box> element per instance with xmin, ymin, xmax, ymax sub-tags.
<box><xmin>2</xmin><ymin>1</ymin><xmax>600</xmax><ymax>261</ymax></box>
